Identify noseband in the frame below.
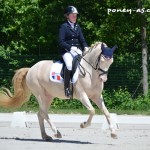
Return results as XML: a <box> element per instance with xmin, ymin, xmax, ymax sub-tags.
<box><xmin>95</xmin><ymin>53</ymin><xmax>108</xmax><ymax>76</ymax></box>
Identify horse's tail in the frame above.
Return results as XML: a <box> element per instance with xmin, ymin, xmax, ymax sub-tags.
<box><xmin>0</xmin><ymin>68</ymin><xmax>31</xmax><ymax>108</ymax></box>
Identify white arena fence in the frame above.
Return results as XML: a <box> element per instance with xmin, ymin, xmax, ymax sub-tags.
<box><xmin>0</xmin><ymin>112</ymin><xmax>150</xmax><ymax>130</ymax></box>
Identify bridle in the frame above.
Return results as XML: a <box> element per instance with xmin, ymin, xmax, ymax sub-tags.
<box><xmin>95</xmin><ymin>53</ymin><xmax>109</xmax><ymax>76</ymax></box>
<box><xmin>79</xmin><ymin>52</ymin><xmax>110</xmax><ymax>77</ymax></box>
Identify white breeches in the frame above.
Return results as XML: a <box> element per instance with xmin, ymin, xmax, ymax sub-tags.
<box><xmin>62</xmin><ymin>48</ymin><xmax>82</xmax><ymax>71</ymax></box>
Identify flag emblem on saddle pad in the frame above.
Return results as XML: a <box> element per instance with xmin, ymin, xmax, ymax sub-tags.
<box><xmin>51</xmin><ymin>72</ymin><xmax>61</xmax><ymax>80</ymax></box>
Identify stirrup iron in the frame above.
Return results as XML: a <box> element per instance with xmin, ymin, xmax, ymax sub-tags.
<box><xmin>65</xmin><ymin>88</ymin><xmax>71</xmax><ymax>98</ymax></box>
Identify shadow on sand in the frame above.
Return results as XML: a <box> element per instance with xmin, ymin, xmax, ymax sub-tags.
<box><xmin>0</xmin><ymin>137</ymin><xmax>93</xmax><ymax>144</ymax></box>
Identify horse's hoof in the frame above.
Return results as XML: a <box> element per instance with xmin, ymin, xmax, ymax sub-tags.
<box><xmin>80</xmin><ymin>122</ymin><xmax>86</xmax><ymax>128</ymax></box>
<box><xmin>43</xmin><ymin>135</ymin><xmax>53</xmax><ymax>141</ymax></box>
<box><xmin>111</xmin><ymin>133</ymin><xmax>117</xmax><ymax>139</ymax></box>
<box><xmin>54</xmin><ymin>130</ymin><xmax>62</xmax><ymax>138</ymax></box>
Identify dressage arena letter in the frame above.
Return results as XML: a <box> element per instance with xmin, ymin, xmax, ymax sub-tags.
<box><xmin>11</xmin><ymin>112</ymin><xmax>26</xmax><ymax>128</ymax></box>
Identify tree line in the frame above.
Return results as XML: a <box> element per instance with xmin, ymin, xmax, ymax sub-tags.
<box><xmin>0</xmin><ymin>0</ymin><xmax>149</xmax><ymax>96</ymax></box>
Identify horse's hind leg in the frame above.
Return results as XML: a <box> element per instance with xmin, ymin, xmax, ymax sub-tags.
<box><xmin>37</xmin><ymin>109</ymin><xmax>53</xmax><ymax>140</ymax></box>
<box><xmin>34</xmin><ymin>91</ymin><xmax>62</xmax><ymax>140</ymax></box>
<box><xmin>38</xmin><ymin>107</ymin><xmax>62</xmax><ymax>140</ymax></box>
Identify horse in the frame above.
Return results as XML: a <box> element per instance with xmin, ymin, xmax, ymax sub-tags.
<box><xmin>0</xmin><ymin>42</ymin><xmax>117</xmax><ymax>140</ymax></box>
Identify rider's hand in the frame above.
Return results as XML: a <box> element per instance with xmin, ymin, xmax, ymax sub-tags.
<box><xmin>70</xmin><ymin>46</ymin><xmax>82</xmax><ymax>56</ymax></box>
<box><xmin>83</xmin><ymin>47</ymin><xmax>89</xmax><ymax>56</ymax></box>
<box><xmin>71</xmin><ymin>46</ymin><xmax>78</xmax><ymax>52</ymax></box>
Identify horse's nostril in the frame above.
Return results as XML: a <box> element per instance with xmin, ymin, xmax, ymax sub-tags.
<box><xmin>100</xmin><ymin>75</ymin><xmax>107</xmax><ymax>82</ymax></box>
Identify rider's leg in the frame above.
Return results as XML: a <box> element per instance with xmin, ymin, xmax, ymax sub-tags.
<box><xmin>62</xmin><ymin>52</ymin><xmax>73</xmax><ymax>97</ymax></box>
<box><xmin>64</xmin><ymin>67</ymin><xmax>72</xmax><ymax>97</ymax></box>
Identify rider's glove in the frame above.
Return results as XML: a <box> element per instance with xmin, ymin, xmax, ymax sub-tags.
<box><xmin>70</xmin><ymin>46</ymin><xmax>82</xmax><ymax>56</ymax></box>
<box><xmin>83</xmin><ymin>47</ymin><xmax>89</xmax><ymax>56</ymax></box>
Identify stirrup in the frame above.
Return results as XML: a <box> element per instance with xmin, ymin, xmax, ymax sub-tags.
<box><xmin>65</xmin><ymin>88</ymin><xmax>71</xmax><ymax>98</ymax></box>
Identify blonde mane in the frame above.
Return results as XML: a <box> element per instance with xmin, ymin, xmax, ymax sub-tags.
<box><xmin>88</xmin><ymin>42</ymin><xmax>103</xmax><ymax>52</ymax></box>
<box><xmin>90</xmin><ymin>42</ymin><xmax>102</xmax><ymax>48</ymax></box>
<box><xmin>89</xmin><ymin>41</ymin><xmax>108</xmax><ymax>52</ymax></box>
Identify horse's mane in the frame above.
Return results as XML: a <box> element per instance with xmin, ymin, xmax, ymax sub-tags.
<box><xmin>89</xmin><ymin>42</ymin><xmax>103</xmax><ymax>52</ymax></box>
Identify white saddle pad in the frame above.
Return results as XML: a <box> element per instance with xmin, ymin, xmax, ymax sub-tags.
<box><xmin>50</xmin><ymin>61</ymin><xmax>79</xmax><ymax>84</ymax></box>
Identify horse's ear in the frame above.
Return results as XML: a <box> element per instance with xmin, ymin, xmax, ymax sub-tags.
<box><xmin>101</xmin><ymin>43</ymin><xmax>105</xmax><ymax>50</ymax></box>
<box><xmin>111</xmin><ymin>45</ymin><xmax>118</xmax><ymax>52</ymax></box>
<box><xmin>101</xmin><ymin>43</ymin><xmax>117</xmax><ymax>58</ymax></box>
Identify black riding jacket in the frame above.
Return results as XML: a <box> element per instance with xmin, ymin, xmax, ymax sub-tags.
<box><xmin>58</xmin><ymin>21</ymin><xmax>88</xmax><ymax>55</ymax></box>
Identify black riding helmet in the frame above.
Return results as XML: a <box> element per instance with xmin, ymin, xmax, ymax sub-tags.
<box><xmin>64</xmin><ymin>6</ymin><xmax>79</xmax><ymax>15</ymax></box>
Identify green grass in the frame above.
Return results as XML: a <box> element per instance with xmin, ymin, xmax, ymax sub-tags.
<box><xmin>0</xmin><ymin>106</ymin><xmax>150</xmax><ymax>115</ymax></box>
<box><xmin>49</xmin><ymin>108</ymin><xmax>150</xmax><ymax>115</ymax></box>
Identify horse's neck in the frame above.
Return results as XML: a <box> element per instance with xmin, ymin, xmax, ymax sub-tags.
<box><xmin>80</xmin><ymin>44</ymin><xmax>102</xmax><ymax>85</ymax></box>
<box><xmin>82</xmin><ymin>44</ymin><xmax>101</xmax><ymax>69</ymax></box>
<box><xmin>79</xmin><ymin>47</ymin><xmax>103</xmax><ymax>93</ymax></box>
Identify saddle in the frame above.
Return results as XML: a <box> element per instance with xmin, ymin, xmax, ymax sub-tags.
<box><xmin>50</xmin><ymin>55</ymin><xmax>81</xmax><ymax>84</ymax></box>
<box><xmin>60</xmin><ymin>55</ymin><xmax>81</xmax><ymax>80</ymax></box>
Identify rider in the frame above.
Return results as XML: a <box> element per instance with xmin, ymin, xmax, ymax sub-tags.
<box><xmin>58</xmin><ymin>6</ymin><xmax>89</xmax><ymax>98</ymax></box>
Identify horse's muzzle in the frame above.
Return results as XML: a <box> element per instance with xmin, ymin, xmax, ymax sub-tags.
<box><xmin>100</xmin><ymin>75</ymin><xmax>107</xmax><ymax>82</ymax></box>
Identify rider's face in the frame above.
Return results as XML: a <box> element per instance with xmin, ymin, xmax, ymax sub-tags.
<box><xmin>67</xmin><ymin>13</ymin><xmax>77</xmax><ymax>23</ymax></box>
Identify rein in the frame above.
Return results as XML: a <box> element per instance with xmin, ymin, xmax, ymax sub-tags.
<box><xmin>78</xmin><ymin>52</ymin><xmax>108</xmax><ymax>77</ymax></box>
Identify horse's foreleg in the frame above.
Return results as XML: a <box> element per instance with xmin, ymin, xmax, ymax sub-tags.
<box><xmin>92</xmin><ymin>95</ymin><xmax>117</xmax><ymax>139</ymax></box>
<box><xmin>80</xmin><ymin>108</ymin><xmax>95</xmax><ymax>128</ymax></box>
<box><xmin>77</xmin><ymin>92</ymin><xmax>95</xmax><ymax>128</ymax></box>
<box><xmin>101</xmin><ymin>103</ymin><xmax>117</xmax><ymax>138</ymax></box>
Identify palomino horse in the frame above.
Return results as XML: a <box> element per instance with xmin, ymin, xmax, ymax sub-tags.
<box><xmin>0</xmin><ymin>42</ymin><xmax>117</xmax><ymax>140</ymax></box>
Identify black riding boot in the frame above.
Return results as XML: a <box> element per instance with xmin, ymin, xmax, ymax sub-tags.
<box><xmin>64</xmin><ymin>68</ymin><xmax>72</xmax><ymax>98</ymax></box>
